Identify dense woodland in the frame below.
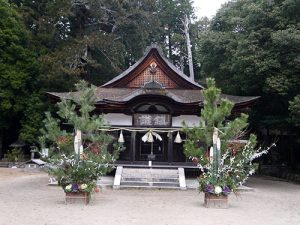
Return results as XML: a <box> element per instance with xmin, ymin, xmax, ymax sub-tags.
<box><xmin>0</xmin><ymin>0</ymin><xmax>299</xmax><ymax>167</ymax></box>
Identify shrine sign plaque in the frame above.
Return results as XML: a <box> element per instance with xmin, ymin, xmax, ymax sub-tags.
<box><xmin>134</xmin><ymin>114</ymin><xmax>171</xmax><ymax>127</ymax></box>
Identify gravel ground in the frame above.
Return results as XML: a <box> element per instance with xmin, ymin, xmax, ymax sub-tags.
<box><xmin>0</xmin><ymin>168</ymin><xmax>299</xmax><ymax>225</ymax></box>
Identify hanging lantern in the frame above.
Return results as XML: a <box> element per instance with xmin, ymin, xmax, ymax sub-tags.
<box><xmin>174</xmin><ymin>131</ymin><xmax>182</xmax><ymax>143</ymax></box>
<box><xmin>118</xmin><ymin>130</ymin><xmax>125</xmax><ymax>143</ymax></box>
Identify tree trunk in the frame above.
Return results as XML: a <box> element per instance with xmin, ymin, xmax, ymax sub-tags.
<box><xmin>179</xmin><ymin>54</ymin><xmax>184</xmax><ymax>72</ymax></box>
<box><xmin>183</xmin><ymin>15</ymin><xmax>194</xmax><ymax>81</ymax></box>
<box><xmin>168</xmin><ymin>31</ymin><xmax>172</xmax><ymax>59</ymax></box>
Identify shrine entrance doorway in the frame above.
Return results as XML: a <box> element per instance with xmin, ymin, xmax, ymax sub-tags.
<box><xmin>133</xmin><ymin>103</ymin><xmax>171</xmax><ymax>162</ymax></box>
<box><xmin>135</xmin><ymin>132</ymin><xmax>168</xmax><ymax>162</ymax></box>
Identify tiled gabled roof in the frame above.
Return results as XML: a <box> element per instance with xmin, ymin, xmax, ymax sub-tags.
<box><xmin>102</xmin><ymin>44</ymin><xmax>203</xmax><ymax>89</ymax></box>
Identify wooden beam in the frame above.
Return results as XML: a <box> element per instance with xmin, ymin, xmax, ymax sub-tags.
<box><xmin>130</xmin><ymin>131</ymin><xmax>136</xmax><ymax>162</ymax></box>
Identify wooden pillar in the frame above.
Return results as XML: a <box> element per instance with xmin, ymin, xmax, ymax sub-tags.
<box><xmin>168</xmin><ymin>132</ymin><xmax>173</xmax><ymax>163</ymax></box>
<box><xmin>130</xmin><ymin>131</ymin><xmax>136</xmax><ymax>162</ymax></box>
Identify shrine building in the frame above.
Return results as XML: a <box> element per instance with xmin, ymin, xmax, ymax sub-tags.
<box><xmin>48</xmin><ymin>45</ymin><xmax>259</xmax><ymax>168</ymax></box>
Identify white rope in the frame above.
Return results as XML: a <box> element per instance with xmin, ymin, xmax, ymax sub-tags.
<box><xmin>98</xmin><ymin>126</ymin><xmax>183</xmax><ymax>133</ymax></box>
<box><xmin>98</xmin><ymin>126</ymin><xmax>223</xmax><ymax>133</ymax></box>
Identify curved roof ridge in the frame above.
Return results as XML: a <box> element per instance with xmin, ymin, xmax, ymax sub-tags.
<box><xmin>102</xmin><ymin>44</ymin><xmax>203</xmax><ymax>89</ymax></box>
<box><xmin>159</xmin><ymin>52</ymin><xmax>203</xmax><ymax>88</ymax></box>
<box><xmin>101</xmin><ymin>55</ymin><xmax>146</xmax><ymax>87</ymax></box>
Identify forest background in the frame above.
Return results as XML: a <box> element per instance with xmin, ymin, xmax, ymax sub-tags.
<box><xmin>0</xmin><ymin>0</ymin><xmax>299</xmax><ymax>168</ymax></box>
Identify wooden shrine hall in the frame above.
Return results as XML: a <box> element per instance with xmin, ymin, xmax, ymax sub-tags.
<box><xmin>48</xmin><ymin>44</ymin><xmax>259</xmax><ymax>168</ymax></box>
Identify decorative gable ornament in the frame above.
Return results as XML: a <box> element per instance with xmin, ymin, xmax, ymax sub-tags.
<box><xmin>149</xmin><ymin>62</ymin><xmax>157</xmax><ymax>74</ymax></box>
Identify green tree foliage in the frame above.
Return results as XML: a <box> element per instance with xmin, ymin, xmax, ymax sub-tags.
<box><xmin>10</xmin><ymin>0</ymin><xmax>161</xmax><ymax>88</ymax></box>
<box><xmin>183</xmin><ymin>78</ymin><xmax>271</xmax><ymax>193</ymax></box>
<box><xmin>11</xmin><ymin>0</ymin><xmax>73</xmax><ymax>48</ymax></box>
<box><xmin>19</xmin><ymin>94</ymin><xmax>48</xmax><ymax>143</ymax></box>
<box><xmin>157</xmin><ymin>0</ymin><xmax>195</xmax><ymax>71</ymax></box>
<box><xmin>183</xmin><ymin>78</ymin><xmax>249</xmax><ymax>159</ymax></box>
<box><xmin>289</xmin><ymin>95</ymin><xmax>300</xmax><ymax>127</ymax></box>
<box><xmin>0</xmin><ymin>0</ymin><xmax>44</xmax><ymax>153</ymax></box>
<box><xmin>40</xmin><ymin>81</ymin><xmax>122</xmax><ymax>189</ymax></box>
<box><xmin>4</xmin><ymin>148</ymin><xmax>24</xmax><ymax>162</ymax></box>
<box><xmin>11</xmin><ymin>0</ymin><xmax>196</xmax><ymax>89</ymax></box>
<box><xmin>0</xmin><ymin>0</ymin><xmax>197</xmax><ymax>151</ymax></box>
<box><xmin>195</xmin><ymin>0</ymin><xmax>300</xmax><ymax>131</ymax></box>
<box><xmin>0</xmin><ymin>0</ymin><xmax>38</xmax><ymax>127</ymax></box>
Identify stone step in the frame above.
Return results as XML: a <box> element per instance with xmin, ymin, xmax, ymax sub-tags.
<box><xmin>122</xmin><ymin>168</ymin><xmax>178</xmax><ymax>173</ymax></box>
<box><xmin>114</xmin><ymin>166</ymin><xmax>186</xmax><ymax>190</ymax></box>
<box><xmin>119</xmin><ymin>185</ymin><xmax>181</xmax><ymax>190</ymax></box>
<box><xmin>121</xmin><ymin>177</ymin><xmax>179</xmax><ymax>182</ymax></box>
<box><xmin>121</xmin><ymin>168</ymin><xmax>178</xmax><ymax>178</ymax></box>
<box><xmin>121</xmin><ymin>180</ymin><xmax>180</xmax><ymax>187</ymax></box>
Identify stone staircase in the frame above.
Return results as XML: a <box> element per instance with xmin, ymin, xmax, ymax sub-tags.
<box><xmin>113</xmin><ymin>166</ymin><xmax>186</xmax><ymax>190</ymax></box>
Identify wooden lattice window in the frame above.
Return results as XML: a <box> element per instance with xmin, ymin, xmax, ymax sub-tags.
<box><xmin>127</xmin><ymin>63</ymin><xmax>178</xmax><ymax>88</ymax></box>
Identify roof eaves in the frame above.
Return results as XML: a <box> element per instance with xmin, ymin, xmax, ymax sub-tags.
<box><xmin>234</xmin><ymin>96</ymin><xmax>260</xmax><ymax>105</ymax></box>
<box><xmin>221</xmin><ymin>94</ymin><xmax>260</xmax><ymax>104</ymax></box>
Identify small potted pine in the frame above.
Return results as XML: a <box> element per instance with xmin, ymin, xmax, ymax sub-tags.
<box><xmin>40</xmin><ymin>81</ymin><xmax>122</xmax><ymax>204</ymax></box>
<box><xmin>184</xmin><ymin>78</ymin><xmax>274</xmax><ymax>208</ymax></box>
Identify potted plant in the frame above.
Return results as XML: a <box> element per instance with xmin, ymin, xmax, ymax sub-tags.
<box><xmin>40</xmin><ymin>81</ymin><xmax>122</xmax><ymax>204</ymax></box>
<box><xmin>183</xmin><ymin>78</ymin><xmax>274</xmax><ymax>208</ymax></box>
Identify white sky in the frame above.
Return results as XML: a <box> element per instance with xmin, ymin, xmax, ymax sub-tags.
<box><xmin>193</xmin><ymin>0</ymin><xmax>229</xmax><ymax>19</ymax></box>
